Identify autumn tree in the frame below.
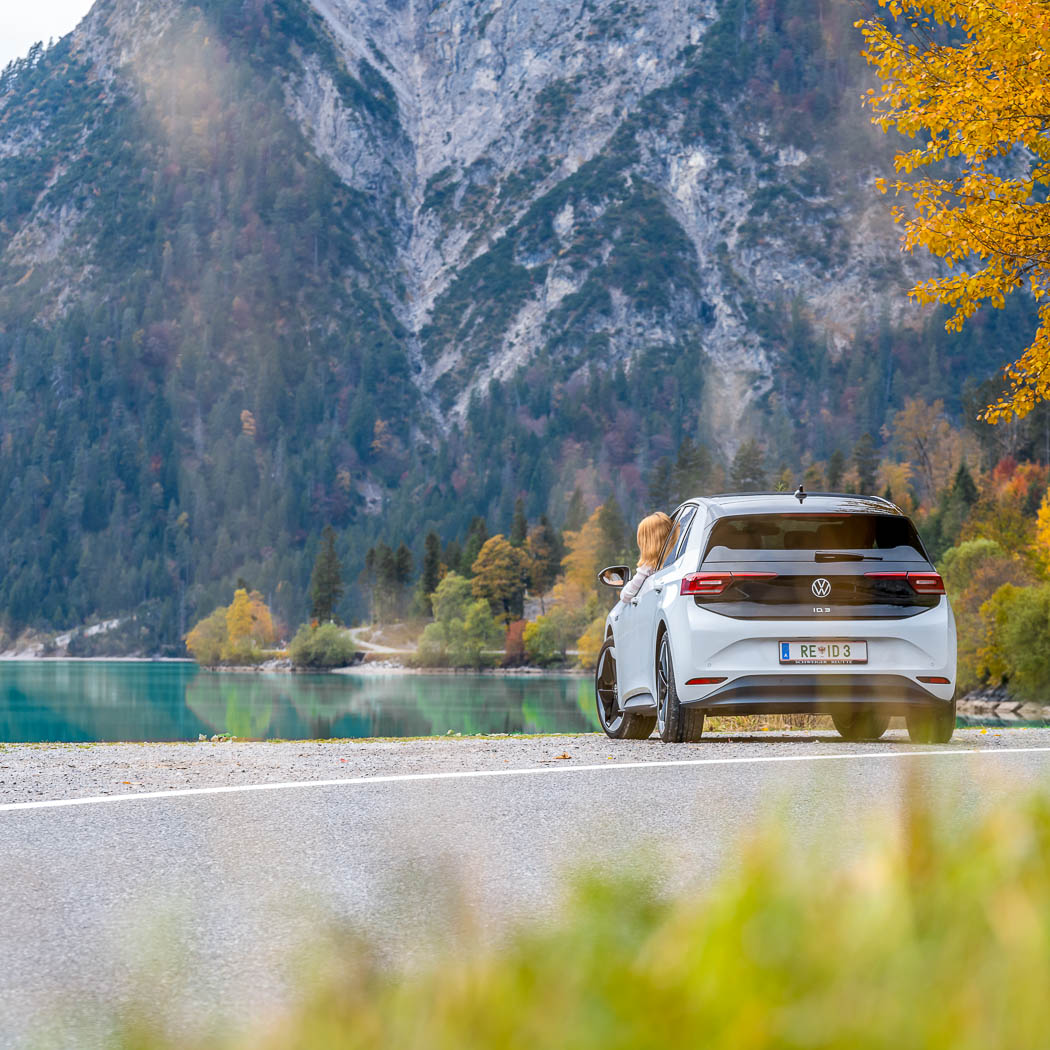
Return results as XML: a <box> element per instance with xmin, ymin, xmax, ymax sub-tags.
<box><xmin>859</xmin><ymin>1</ymin><xmax>1050</xmax><ymax>420</ymax></box>
<box><xmin>185</xmin><ymin>588</ymin><xmax>275</xmax><ymax>666</ymax></box>
<box><xmin>309</xmin><ymin>525</ymin><xmax>344</xmax><ymax>623</ymax></box>
<box><xmin>184</xmin><ymin>608</ymin><xmax>227</xmax><ymax>666</ymax></box>
<box><xmin>471</xmin><ymin>534</ymin><xmax>529</xmax><ymax>623</ymax></box>
<box><xmin>226</xmin><ymin>588</ymin><xmax>255</xmax><ymax>652</ymax></box>
<box><xmin>552</xmin><ymin>506</ymin><xmax>607</xmax><ymax>612</ymax></box>
<box><xmin>885</xmin><ymin>397</ymin><xmax>978</xmax><ymax>505</ymax></box>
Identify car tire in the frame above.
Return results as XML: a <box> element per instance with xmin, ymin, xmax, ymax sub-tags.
<box><xmin>594</xmin><ymin>638</ymin><xmax>656</xmax><ymax>740</ymax></box>
<box><xmin>906</xmin><ymin>699</ymin><xmax>956</xmax><ymax>744</ymax></box>
<box><xmin>656</xmin><ymin>631</ymin><xmax>705</xmax><ymax>743</ymax></box>
<box><xmin>831</xmin><ymin>706</ymin><xmax>890</xmax><ymax>741</ymax></box>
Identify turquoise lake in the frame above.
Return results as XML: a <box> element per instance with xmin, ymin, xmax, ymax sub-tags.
<box><xmin>0</xmin><ymin>661</ymin><xmax>600</xmax><ymax>742</ymax></box>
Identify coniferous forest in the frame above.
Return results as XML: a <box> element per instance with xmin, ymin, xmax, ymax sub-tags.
<box><xmin>0</xmin><ymin>0</ymin><xmax>1044</xmax><ymax>652</ymax></box>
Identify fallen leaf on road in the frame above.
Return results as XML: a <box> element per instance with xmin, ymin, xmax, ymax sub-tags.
<box><xmin>980</xmin><ymin>728</ymin><xmax>988</xmax><ymax>735</ymax></box>
<box><xmin>554</xmin><ymin>752</ymin><xmax>571</xmax><ymax>760</ymax></box>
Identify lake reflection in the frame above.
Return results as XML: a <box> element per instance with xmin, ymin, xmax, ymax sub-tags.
<box><xmin>0</xmin><ymin>662</ymin><xmax>600</xmax><ymax>742</ymax></box>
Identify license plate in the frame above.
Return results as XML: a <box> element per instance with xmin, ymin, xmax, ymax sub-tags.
<box><xmin>779</xmin><ymin>640</ymin><xmax>867</xmax><ymax>664</ymax></box>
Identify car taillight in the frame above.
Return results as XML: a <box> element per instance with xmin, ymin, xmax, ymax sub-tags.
<box><xmin>865</xmin><ymin>570</ymin><xmax>945</xmax><ymax>594</ymax></box>
<box><xmin>681</xmin><ymin>572</ymin><xmax>733</xmax><ymax>596</ymax></box>
<box><xmin>680</xmin><ymin>571</ymin><xmax>776</xmax><ymax>596</ymax></box>
<box><xmin>907</xmin><ymin>571</ymin><xmax>945</xmax><ymax>594</ymax></box>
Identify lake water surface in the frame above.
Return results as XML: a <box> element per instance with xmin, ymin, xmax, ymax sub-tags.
<box><xmin>0</xmin><ymin>661</ymin><xmax>600</xmax><ymax>742</ymax></box>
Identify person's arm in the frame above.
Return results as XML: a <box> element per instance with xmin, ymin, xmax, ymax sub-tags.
<box><xmin>619</xmin><ymin>565</ymin><xmax>651</xmax><ymax>605</ymax></box>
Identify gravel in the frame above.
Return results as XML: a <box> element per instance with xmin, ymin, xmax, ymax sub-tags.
<box><xmin>0</xmin><ymin>726</ymin><xmax>1041</xmax><ymax>805</ymax></box>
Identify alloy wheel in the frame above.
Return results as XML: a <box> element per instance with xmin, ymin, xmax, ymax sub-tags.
<box><xmin>595</xmin><ymin>642</ymin><xmax>624</xmax><ymax>734</ymax></box>
<box><xmin>656</xmin><ymin>636</ymin><xmax>670</xmax><ymax>737</ymax></box>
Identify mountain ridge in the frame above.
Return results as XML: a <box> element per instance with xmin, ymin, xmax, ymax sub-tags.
<box><xmin>0</xmin><ymin>0</ymin><xmax>1028</xmax><ymax>643</ymax></box>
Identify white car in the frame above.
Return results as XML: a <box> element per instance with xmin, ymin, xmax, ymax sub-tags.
<box><xmin>594</xmin><ymin>492</ymin><xmax>957</xmax><ymax>743</ymax></box>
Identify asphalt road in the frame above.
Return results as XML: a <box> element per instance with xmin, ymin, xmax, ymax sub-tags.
<box><xmin>4</xmin><ymin>729</ymin><xmax>1050</xmax><ymax>1047</ymax></box>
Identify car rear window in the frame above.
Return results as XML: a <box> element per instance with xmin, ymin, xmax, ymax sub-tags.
<box><xmin>704</xmin><ymin>513</ymin><xmax>926</xmax><ymax>557</ymax></box>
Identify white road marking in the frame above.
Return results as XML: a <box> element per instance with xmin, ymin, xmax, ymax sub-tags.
<box><xmin>2</xmin><ymin>744</ymin><xmax>1050</xmax><ymax>813</ymax></box>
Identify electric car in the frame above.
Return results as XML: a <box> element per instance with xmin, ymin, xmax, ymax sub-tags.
<box><xmin>594</xmin><ymin>492</ymin><xmax>957</xmax><ymax>743</ymax></box>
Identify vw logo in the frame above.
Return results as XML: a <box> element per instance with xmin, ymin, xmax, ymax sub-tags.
<box><xmin>811</xmin><ymin>578</ymin><xmax>832</xmax><ymax>598</ymax></box>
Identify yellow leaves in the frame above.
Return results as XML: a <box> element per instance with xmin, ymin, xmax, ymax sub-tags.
<box><xmin>860</xmin><ymin>0</ymin><xmax>1050</xmax><ymax>422</ymax></box>
<box><xmin>186</xmin><ymin>589</ymin><xmax>276</xmax><ymax>666</ymax></box>
<box><xmin>225</xmin><ymin>588</ymin><xmax>254</xmax><ymax>648</ymax></box>
<box><xmin>1031</xmin><ymin>489</ymin><xmax>1050</xmax><ymax>573</ymax></box>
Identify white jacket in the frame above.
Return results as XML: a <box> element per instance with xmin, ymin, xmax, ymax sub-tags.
<box><xmin>616</xmin><ymin>564</ymin><xmax>654</xmax><ymax>609</ymax></box>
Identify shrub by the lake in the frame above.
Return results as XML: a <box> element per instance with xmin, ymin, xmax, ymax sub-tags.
<box><xmin>288</xmin><ymin>623</ymin><xmax>356</xmax><ymax>668</ymax></box>
<box><xmin>108</xmin><ymin>786</ymin><xmax>1050</xmax><ymax>1048</ymax></box>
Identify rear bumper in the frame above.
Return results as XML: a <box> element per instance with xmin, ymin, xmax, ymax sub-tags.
<box><xmin>683</xmin><ymin>673</ymin><xmax>951</xmax><ymax>715</ymax></box>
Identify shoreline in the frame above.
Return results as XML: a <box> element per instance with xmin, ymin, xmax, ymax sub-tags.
<box><xmin>0</xmin><ymin>655</ymin><xmax>194</xmax><ymax>663</ymax></box>
<box><xmin>0</xmin><ymin>655</ymin><xmax>587</xmax><ymax>677</ymax></box>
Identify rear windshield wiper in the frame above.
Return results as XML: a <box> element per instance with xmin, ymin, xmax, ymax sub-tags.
<box><xmin>814</xmin><ymin>551</ymin><xmax>883</xmax><ymax>562</ymax></box>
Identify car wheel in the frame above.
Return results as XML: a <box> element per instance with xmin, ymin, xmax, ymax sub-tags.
<box><xmin>831</xmin><ymin>706</ymin><xmax>890</xmax><ymax>741</ymax></box>
<box><xmin>594</xmin><ymin>638</ymin><xmax>656</xmax><ymax>740</ymax></box>
<box><xmin>655</xmin><ymin>631</ymin><xmax>705</xmax><ymax>743</ymax></box>
<box><xmin>906</xmin><ymin>699</ymin><xmax>956</xmax><ymax>744</ymax></box>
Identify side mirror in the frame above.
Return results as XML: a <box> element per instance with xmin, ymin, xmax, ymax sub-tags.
<box><xmin>598</xmin><ymin>565</ymin><xmax>631</xmax><ymax>589</ymax></box>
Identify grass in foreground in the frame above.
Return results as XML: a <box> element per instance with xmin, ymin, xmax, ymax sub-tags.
<box><xmin>101</xmin><ymin>778</ymin><xmax>1050</xmax><ymax>1050</ymax></box>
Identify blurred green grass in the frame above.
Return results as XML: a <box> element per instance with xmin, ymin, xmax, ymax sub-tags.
<box><xmin>110</xmin><ymin>780</ymin><xmax>1050</xmax><ymax>1049</ymax></box>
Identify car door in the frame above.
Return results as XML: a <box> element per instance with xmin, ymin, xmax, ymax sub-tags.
<box><xmin>629</xmin><ymin>505</ymin><xmax>700</xmax><ymax>697</ymax></box>
<box><xmin>618</xmin><ymin>506</ymin><xmax>696</xmax><ymax>701</ymax></box>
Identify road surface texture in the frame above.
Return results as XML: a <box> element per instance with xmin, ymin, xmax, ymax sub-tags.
<box><xmin>3</xmin><ymin>728</ymin><xmax>1050</xmax><ymax>1047</ymax></box>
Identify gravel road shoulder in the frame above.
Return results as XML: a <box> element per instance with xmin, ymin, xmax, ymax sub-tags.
<box><xmin>0</xmin><ymin>728</ymin><xmax>1045</xmax><ymax>806</ymax></box>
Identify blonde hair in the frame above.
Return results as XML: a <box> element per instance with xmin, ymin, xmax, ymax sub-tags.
<box><xmin>637</xmin><ymin>511</ymin><xmax>674</xmax><ymax>568</ymax></box>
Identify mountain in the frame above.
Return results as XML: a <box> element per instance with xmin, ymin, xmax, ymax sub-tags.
<box><xmin>0</xmin><ymin>0</ymin><xmax>1030</xmax><ymax>646</ymax></box>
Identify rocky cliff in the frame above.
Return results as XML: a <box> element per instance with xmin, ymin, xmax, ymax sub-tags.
<box><xmin>0</xmin><ymin>0</ymin><xmax>1020</xmax><ymax>638</ymax></box>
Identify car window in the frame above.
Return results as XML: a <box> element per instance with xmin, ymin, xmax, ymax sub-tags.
<box><xmin>703</xmin><ymin>513</ymin><xmax>926</xmax><ymax>558</ymax></box>
<box><xmin>659</xmin><ymin>506</ymin><xmax>696</xmax><ymax>569</ymax></box>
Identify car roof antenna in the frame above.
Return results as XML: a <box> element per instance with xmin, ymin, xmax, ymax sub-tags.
<box><xmin>794</xmin><ymin>484</ymin><xmax>806</xmax><ymax>503</ymax></box>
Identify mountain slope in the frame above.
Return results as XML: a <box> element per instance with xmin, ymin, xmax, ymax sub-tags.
<box><xmin>0</xmin><ymin>0</ymin><xmax>1026</xmax><ymax>643</ymax></box>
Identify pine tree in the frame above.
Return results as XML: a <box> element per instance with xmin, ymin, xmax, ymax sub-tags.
<box><xmin>853</xmin><ymin>433</ymin><xmax>880</xmax><ymax>494</ymax></box>
<box><xmin>443</xmin><ymin>539</ymin><xmax>462</xmax><ymax>576</ymax></box>
<box><xmin>730</xmin><ymin>440</ymin><xmax>767</xmax><ymax>491</ymax></box>
<box><xmin>597</xmin><ymin>497</ymin><xmax>630</xmax><ymax>565</ymax></box>
<box><xmin>527</xmin><ymin>515</ymin><xmax>562</xmax><ymax>613</ymax></box>
<box><xmin>510</xmin><ymin>496</ymin><xmax>528</xmax><ymax>548</ymax></box>
<box><xmin>826</xmin><ymin>449</ymin><xmax>846</xmax><ymax>490</ymax></box>
<box><xmin>671</xmin><ymin>437</ymin><xmax>712</xmax><ymax>504</ymax></box>
<box><xmin>952</xmin><ymin>462</ymin><xmax>979</xmax><ymax>506</ymax></box>
<box><xmin>460</xmin><ymin>517</ymin><xmax>488</xmax><ymax>576</ymax></box>
<box><xmin>421</xmin><ymin>531</ymin><xmax>442</xmax><ymax>612</ymax></box>
<box><xmin>647</xmin><ymin>458</ymin><xmax>673</xmax><ymax>510</ymax></box>
<box><xmin>394</xmin><ymin>542</ymin><xmax>414</xmax><ymax>618</ymax></box>
<box><xmin>309</xmin><ymin>524</ymin><xmax>344</xmax><ymax>623</ymax></box>
<box><xmin>378</xmin><ymin>543</ymin><xmax>398</xmax><ymax>622</ymax></box>
<box><xmin>564</xmin><ymin>487</ymin><xmax>586</xmax><ymax>532</ymax></box>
